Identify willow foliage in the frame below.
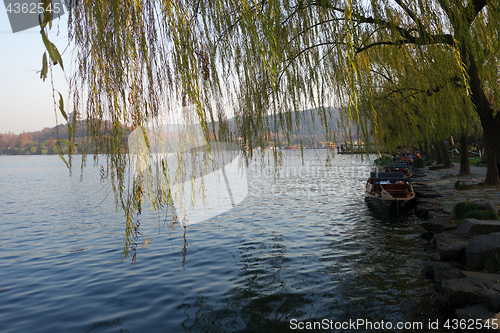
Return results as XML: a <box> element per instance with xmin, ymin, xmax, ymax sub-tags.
<box><xmin>40</xmin><ymin>0</ymin><xmax>500</xmax><ymax>256</ymax></box>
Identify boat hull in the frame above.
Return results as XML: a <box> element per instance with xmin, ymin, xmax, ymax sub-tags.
<box><xmin>365</xmin><ymin>194</ymin><xmax>413</xmax><ymax>212</ymax></box>
<box><xmin>365</xmin><ymin>180</ymin><xmax>415</xmax><ymax>213</ymax></box>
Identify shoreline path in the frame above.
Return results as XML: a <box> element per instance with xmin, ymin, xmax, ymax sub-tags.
<box><xmin>419</xmin><ymin>165</ymin><xmax>500</xmax><ymax>214</ymax></box>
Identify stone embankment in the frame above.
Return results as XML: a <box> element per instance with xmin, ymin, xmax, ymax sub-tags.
<box><xmin>412</xmin><ymin>166</ymin><xmax>500</xmax><ymax>332</ymax></box>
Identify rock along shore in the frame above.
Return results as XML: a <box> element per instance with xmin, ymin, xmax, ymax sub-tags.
<box><xmin>412</xmin><ymin>165</ymin><xmax>500</xmax><ymax>333</ymax></box>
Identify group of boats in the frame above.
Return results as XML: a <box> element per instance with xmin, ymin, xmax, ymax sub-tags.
<box><xmin>365</xmin><ymin>162</ymin><xmax>415</xmax><ymax>213</ymax></box>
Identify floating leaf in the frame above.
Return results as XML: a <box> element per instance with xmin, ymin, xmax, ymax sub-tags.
<box><xmin>52</xmin><ymin>44</ymin><xmax>63</xmax><ymax>69</ymax></box>
<box><xmin>40</xmin><ymin>52</ymin><xmax>48</xmax><ymax>81</ymax></box>
<box><xmin>41</xmin><ymin>30</ymin><xmax>64</xmax><ymax>71</ymax></box>
<box><xmin>142</xmin><ymin>236</ymin><xmax>151</xmax><ymax>248</ymax></box>
<box><xmin>55</xmin><ymin>145</ymin><xmax>69</xmax><ymax>168</ymax></box>
<box><xmin>60</xmin><ymin>139</ymin><xmax>77</xmax><ymax>146</ymax></box>
<box><xmin>58</xmin><ymin>93</ymin><xmax>67</xmax><ymax>121</ymax></box>
<box><xmin>42</xmin><ymin>0</ymin><xmax>52</xmax><ymax>29</ymax></box>
<box><xmin>38</xmin><ymin>12</ymin><xmax>48</xmax><ymax>29</ymax></box>
<box><xmin>67</xmin><ymin>123</ymin><xmax>72</xmax><ymax>142</ymax></box>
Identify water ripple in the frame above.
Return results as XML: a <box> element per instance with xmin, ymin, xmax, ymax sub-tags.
<box><xmin>0</xmin><ymin>153</ymin><xmax>448</xmax><ymax>332</ymax></box>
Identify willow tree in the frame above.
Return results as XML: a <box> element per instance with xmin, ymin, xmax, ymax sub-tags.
<box><xmin>353</xmin><ymin>43</ymin><xmax>480</xmax><ymax>171</ymax></box>
<box><xmin>159</xmin><ymin>0</ymin><xmax>498</xmax><ymax>184</ymax></box>
<box><xmin>65</xmin><ymin>0</ymin><xmax>500</xmax><ymax>182</ymax></box>
<box><xmin>40</xmin><ymin>0</ymin><xmax>500</xmax><ymax>254</ymax></box>
<box><xmin>60</xmin><ymin>0</ymin><xmax>500</xmax><ymax>158</ymax></box>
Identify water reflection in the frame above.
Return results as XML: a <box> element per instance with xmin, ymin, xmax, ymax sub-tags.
<box><xmin>165</xmin><ymin>153</ymin><xmax>447</xmax><ymax>332</ymax></box>
<box><xmin>0</xmin><ymin>153</ymin><xmax>450</xmax><ymax>333</ymax></box>
<box><xmin>364</xmin><ymin>196</ymin><xmax>417</xmax><ymax>225</ymax></box>
<box><xmin>85</xmin><ymin>318</ymin><xmax>127</xmax><ymax>333</ymax></box>
<box><xmin>182</xmin><ymin>226</ymin><xmax>188</xmax><ymax>270</ymax></box>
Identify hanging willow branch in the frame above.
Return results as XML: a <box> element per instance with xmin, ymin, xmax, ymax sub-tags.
<box><xmin>36</xmin><ymin>0</ymin><xmax>500</xmax><ymax>258</ymax></box>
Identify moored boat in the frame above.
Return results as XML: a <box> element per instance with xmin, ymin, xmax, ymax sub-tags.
<box><xmin>382</xmin><ymin>162</ymin><xmax>412</xmax><ymax>178</ymax></box>
<box><xmin>365</xmin><ymin>172</ymin><xmax>415</xmax><ymax>212</ymax></box>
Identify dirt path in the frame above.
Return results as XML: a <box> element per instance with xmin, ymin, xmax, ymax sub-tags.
<box><xmin>418</xmin><ymin>165</ymin><xmax>500</xmax><ymax>214</ymax></box>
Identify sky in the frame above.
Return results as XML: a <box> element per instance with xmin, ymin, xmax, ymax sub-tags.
<box><xmin>0</xmin><ymin>5</ymin><xmax>322</xmax><ymax>135</ymax></box>
<box><xmin>0</xmin><ymin>8</ymin><xmax>198</xmax><ymax>134</ymax></box>
<box><xmin>0</xmin><ymin>8</ymin><xmax>69</xmax><ymax>134</ymax></box>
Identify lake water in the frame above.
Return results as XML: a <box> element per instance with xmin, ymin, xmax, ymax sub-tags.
<box><xmin>0</xmin><ymin>152</ymin><xmax>448</xmax><ymax>332</ymax></box>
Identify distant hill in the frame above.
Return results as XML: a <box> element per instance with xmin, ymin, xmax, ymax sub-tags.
<box><xmin>0</xmin><ymin>120</ymin><xmax>131</xmax><ymax>155</ymax></box>
<box><xmin>0</xmin><ymin>108</ymin><xmax>358</xmax><ymax>155</ymax></box>
<box><xmin>212</xmin><ymin>107</ymin><xmax>358</xmax><ymax>145</ymax></box>
<box><xmin>265</xmin><ymin>107</ymin><xmax>342</xmax><ymax>138</ymax></box>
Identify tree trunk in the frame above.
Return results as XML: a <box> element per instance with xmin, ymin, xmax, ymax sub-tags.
<box><xmin>433</xmin><ymin>144</ymin><xmax>443</xmax><ymax>164</ymax></box>
<box><xmin>418</xmin><ymin>142</ymin><xmax>424</xmax><ymax>157</ymax></box>
<box><xmin>423</xmin><ymin>140</ymin><xmax>429</xmax><ymax>158</ymax></box>
<box><xmin>459</xmin><ymin>133</ymin><xmax>470</xmax><ymax>175</ymax></box>
<box><xmin>439</xmin><ymin>141</ymin><xmax>453</xmax><ymax>168</ymax></box>
<box><xmin>477</xmin><ymin>120</ymin><xmax>500</xmax><ymax>185</ymax></box>
<box><xmin>465</xmin><ymin>51</ymin><xmax>500</xmax><ymax>185</ymax></box>
<box><xmin>484</xmin><ymin>141</ymin><xmax>500</xmax><ymax>186</ymax></box>
<box><xmin>420</xmin><ymin>139</ymin><xmax>430</xmax><ymax>158</ymax></box>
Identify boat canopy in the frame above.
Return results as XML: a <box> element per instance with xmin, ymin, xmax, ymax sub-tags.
<box><xmin>383</xmin><ymin>163</ymin><xmax>408</xmax><ymax>169</ymax></box>
<box><xmin>369</xmin><ymin>172</ymin><xmax>405</xmax><ymax>184</ymax></box>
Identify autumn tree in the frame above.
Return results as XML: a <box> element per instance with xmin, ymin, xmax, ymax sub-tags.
<box><xmin>47</xmin><ymin>138</ymin><xmax>56</xmax><ymax>152</ymax></box>
<box><xmin>19</xmin><ymin>132</ymin><xmax>33</xmax><ymax>148</ymax></box>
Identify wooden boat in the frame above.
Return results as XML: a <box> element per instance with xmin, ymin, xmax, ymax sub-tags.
<box><xmin>396</xmin><ymin>150</ymin><xmax>415</xmax><ymax>164</ymax></box>
<box><xmin>365</xmin><ymin>172</ymin><xmax>415</xmax><ymax>212</ymax></box>
<box><xmin>374</xmin><ymin>157</ymin><xmax>393</xmax><ymax>165</ymax></box>
<box><xmin>382</xmin><ymin>162</ymin><xmax>412</xmax><ymax>178</ymax></box>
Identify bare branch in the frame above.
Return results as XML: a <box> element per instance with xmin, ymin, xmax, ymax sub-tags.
<box><xmin>465</xmin><ymin>0</ymin><xmax>488</xmax><ymax>25</ymax></box>
<box><xmin>213</xmin><ymin>0</ymin><xmax>269</xmax><ymax>48</ymax></box>
<box><xmin>356</xmin><ymin>41</ymin><xmax>401</xmax><ymax>53</ymax></box>
<box><xmin>382</xmin><ymin>75</ymin><xmax>463</xmax><ymax>101</ymax></box>
<box><xmin>394</xmin><ymin>0</ymin><xmax>428</xmax><ymax>38</ymax></box>
<box><xmin>281</xmin><ymin>18</ymin><xmax>345</xmax><ymax>53</ymax></box>
<box><xmin>370</xmin><ymin>69</ymin><xmax>394</xmax><ymax>84</ymax></box>
<box><xmin>438</xmin><ymin>0</ymin><xmax>487</xmax><ymax>29</ymax></box>
<box><xmin>355</xmin><ymin>32</ymin><xmax>456</xmax><ymax>53</ymax></box>
<box><xmin>277</xmin><ymin>41</ymin><xmax>340</xmax><ymax>87</ymax></box>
